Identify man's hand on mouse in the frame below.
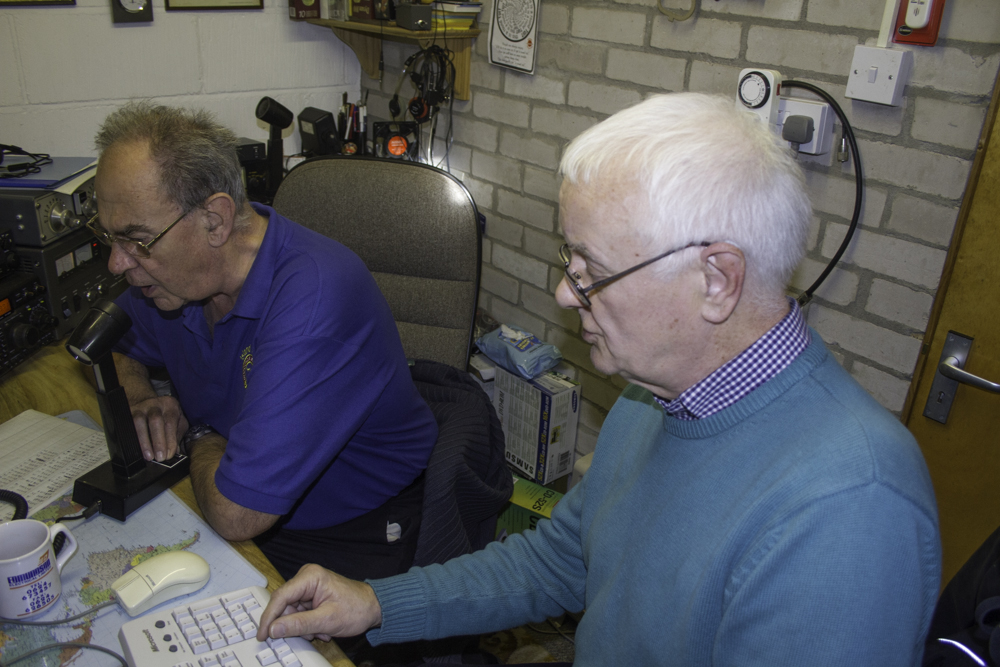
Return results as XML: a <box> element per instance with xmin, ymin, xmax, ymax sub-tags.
<box><xmin>257</xmin><ymin>564</ymin><xmax>382</xmax><ymax>642</ymax></box>
<box><xmin>131</xmin><ymin>395</ymin><xmax>188</xmax><ymax>462</ymax></box>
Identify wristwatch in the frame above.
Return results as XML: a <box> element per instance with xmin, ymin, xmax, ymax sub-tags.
<box><xmin>179</xmin><ymin>423</ymin><xmax>217</xmax><ymax>456</ymax></box>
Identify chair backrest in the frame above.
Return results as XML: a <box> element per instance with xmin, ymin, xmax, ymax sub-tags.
<box><xmin>272</xmin><ymin>156</ymin><xmax>481</xmax><ymax>370</ymax></box>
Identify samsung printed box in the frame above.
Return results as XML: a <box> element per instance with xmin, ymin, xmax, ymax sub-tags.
<box><xmin>493</xmin><ymin>367</ymin><xmax>579</xmax><ymax>485</ymax></box>
<box><xmin>495</xmin><ymin>475</ymin><xmax>564</xmax><ymax>541</ymax></box>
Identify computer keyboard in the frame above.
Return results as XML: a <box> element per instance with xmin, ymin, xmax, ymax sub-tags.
<box><xmin>118</xmin><ymin>586</ymin><xmax>333</xmax><ymax>667</ymax></box>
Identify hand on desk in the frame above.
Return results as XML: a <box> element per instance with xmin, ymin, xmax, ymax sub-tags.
<box><xmin>132</xmin><ymin>394</ymin><xmax>189</xmax><ymax>462</ymax></box>
<box><xmin>257</xmin><ymin>564</ymin><xmax>383</xmax><ymax>642</ymax></box>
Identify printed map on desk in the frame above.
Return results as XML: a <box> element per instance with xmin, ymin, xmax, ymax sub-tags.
<box><xmin>0</xmin><ymin>489</ymin><xmax>267</xmax><ymax>666</ymax></box>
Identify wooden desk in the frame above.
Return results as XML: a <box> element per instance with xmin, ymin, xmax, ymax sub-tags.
<box><xmin>0</xmin><ymin>341</ymin><xmax>354</xmax><ymax>667</ymax></box>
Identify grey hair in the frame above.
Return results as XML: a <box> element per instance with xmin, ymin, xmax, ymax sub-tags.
<box><xmin>560</xmin><ymin>93</ymin><xmax>811</xmax><ymax>300</ymax></box>
<box><xmin>95</xmin><ymin>100</ymin><xmax>250</xmax><ymax>226</ymax></box>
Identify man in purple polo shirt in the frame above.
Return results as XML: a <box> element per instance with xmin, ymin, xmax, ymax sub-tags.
<box><xmin>88</xmin><ymin>100</ymin><xmax>438</xmax><ymax>581</ymax></box>
<box><xmin>254</xmin><ymin>93</ymin><xmax>943</xmax><ymax>666</ymax></box>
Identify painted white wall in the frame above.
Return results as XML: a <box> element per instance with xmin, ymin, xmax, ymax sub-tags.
<box><xmin>0</xmin><ymin>0</ymin><xmax>360</xmax><ymax>157</ymax></box>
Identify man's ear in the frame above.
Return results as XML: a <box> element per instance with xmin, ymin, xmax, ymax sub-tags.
<box><xmin>202</xmin><ymin>193</ymin><xmax>237</xmax><ymax>248</ymax></box>
<box><xmin>700</xmin><ymin>242</ymin><xmax>745</xmax><ymax>324</ymax></box>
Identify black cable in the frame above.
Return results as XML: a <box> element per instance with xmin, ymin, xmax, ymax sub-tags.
<box><xmin>52</xmin><ymin>500</ymin><xmax>102</xmax><ymax>556</ymax></box>
<box><xmin>0</xmin><ymin>641</ymin><xmax>126</xmax><ymax>667</ymax></box>
<box><xmin>0</xmin><ymin>490</ymin><xmax>28</xmax><ymax>520</ymax></box>
<box><xmin>782</xmin><ymin>80</ymin><xmax>864</xmax><ymax>307</ymax></box>
<box><xmin>0</xmin><ymin>145</ymin><xmax>52</xmax><ymax>179</ymax></box>
<box><xmin>55</xmin><ymin>500</ymin><xmax>102</xmax><ymax>524</ymax></box>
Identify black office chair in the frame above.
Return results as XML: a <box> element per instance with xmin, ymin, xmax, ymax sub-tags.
<box><xmin>275</xmin><ymin>158</ymin><xmax>509</xmax><ymax>666</ymax></box>
<box><xmin>272</xmin><ymin>155</ymin><xmax>482</xmax><ymax>370</ymax></box>
<box><xmin>924</xmin><ymin>524</ymin><xmax>1000</xmax><ymax>666</ymax></box>
<box><xmin>274</xmin><ymin>156</ymin><xmax>510</xmax><ymax>554</ymax></box>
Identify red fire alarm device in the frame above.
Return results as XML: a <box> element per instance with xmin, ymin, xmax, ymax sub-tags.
<box><xmin>893</xmin><ymin>0</ymin><xmax>946</xmax><ymax>47</ymax></box>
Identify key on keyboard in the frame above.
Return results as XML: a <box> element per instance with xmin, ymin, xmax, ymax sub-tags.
<box><xmin>118</xmin><ymin>585</ymin><xmax>334</xmax><ymax>667</ymax></box>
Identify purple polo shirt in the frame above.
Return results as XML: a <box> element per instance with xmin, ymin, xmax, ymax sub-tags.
<box><xmin>114</xmin><ymin>204</ymin><xmax>437</xmax><ymax>529</ymax></box>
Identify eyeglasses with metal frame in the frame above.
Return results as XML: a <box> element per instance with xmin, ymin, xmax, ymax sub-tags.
<box><xmin>85</xmin><ymin>209</ymin><xmax>190</xmax><ymax>259</ymax></box>
<box><xmin>559</xmin><ymin>241</ymin><xmax>713</xmax><ymax>307</ymax></box>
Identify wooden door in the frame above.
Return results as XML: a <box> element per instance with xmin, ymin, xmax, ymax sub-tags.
<box><xmin>903</xmin><ymin>73</ymin><xmax>1000</xmax><ymax>587</ymax></box>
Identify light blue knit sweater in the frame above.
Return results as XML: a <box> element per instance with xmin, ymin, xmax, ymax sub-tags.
<box><xmin>368</xmin><ymin>337</ymin><xmax>941</xmax><ymax>666</ymax></box>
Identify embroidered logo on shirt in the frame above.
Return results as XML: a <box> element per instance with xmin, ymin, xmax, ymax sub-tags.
<box><xmin>240</xmin><ymin>346</ymin><xmax>253</xmax><ymax>388</ymax></box>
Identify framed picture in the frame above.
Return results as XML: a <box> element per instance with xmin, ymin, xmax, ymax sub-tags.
<box><xmin>0</xmin><ymin>0</ymin><xmax>74</xmax><ymax>6</ymax></box>
<box><xmin>165</xmin><ymin>0</ymin><xmax>261</xmax><ymax>10</ymax></box>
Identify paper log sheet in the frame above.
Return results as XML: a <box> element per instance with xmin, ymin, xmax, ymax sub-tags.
<box><xmin>0</xmin><ymin>410</ymin><xmax>109</xmax><ymax>521</ymax></box>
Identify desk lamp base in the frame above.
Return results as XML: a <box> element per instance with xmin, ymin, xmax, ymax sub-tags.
<box><xmin>72</xmin><ymin>455</ymin><xmax>190</xmax><ymax>522</ymax></box>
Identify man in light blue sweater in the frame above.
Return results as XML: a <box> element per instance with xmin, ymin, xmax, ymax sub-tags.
<box><xmin>257</xmin><ymin>93</ymin><xmax>941</xmax><ymax>665</ymax></box>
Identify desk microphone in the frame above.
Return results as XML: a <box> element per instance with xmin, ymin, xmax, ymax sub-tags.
<box><xmin>66</xmin><ymin>300</ymin><xmax>189</xmax><ymax>521</ymax></box>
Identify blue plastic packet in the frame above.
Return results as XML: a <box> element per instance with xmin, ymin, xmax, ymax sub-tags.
<box><xmin>476</xmin><ymin>324</ymin><xmax>562</xmax><ymax>380</ymax></box>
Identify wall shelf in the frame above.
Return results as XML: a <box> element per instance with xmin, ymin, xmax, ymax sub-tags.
<box><xmin>307</xmin><ymin>19</ymin><xmax>481</xmax><ymax>101</ymax></box>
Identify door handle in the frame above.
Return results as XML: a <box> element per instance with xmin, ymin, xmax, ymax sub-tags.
<box><xmin>939</xmin><ymin>356</ymin><xmax>1000</xmax><ymax>393</ymax></box>
<box><xmin>923</xmin><ymin>331</ymin><xmax>974</xmax><ymax>424</ymax></box>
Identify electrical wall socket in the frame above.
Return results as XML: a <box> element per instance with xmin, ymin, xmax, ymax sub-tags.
<box><xmin>777</xmin><ymin>97</ymin><xmax>833</xmax><ymax>155</ymax></box>
<box><xmin>845</xmin><ymin>45</ymin><xmax>912</xmax><ymax>106</ymax></box>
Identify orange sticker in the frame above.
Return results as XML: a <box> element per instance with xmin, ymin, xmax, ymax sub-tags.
<box><xmin>387</xmin><ymin>135</ymin><xmax>409</xmax><ymax>156</ymax></box>
<box><xmin>0</xmin><ymin>299</ymin><xmax>9</xmax><ymax>318</ymax></box>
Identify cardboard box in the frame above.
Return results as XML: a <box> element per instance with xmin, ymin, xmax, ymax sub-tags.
<box><xmin>493</xmin><ymin>367</ymin><xmax>579</xmax><ymax>485</ymax></box>
<box><xmin>495</xmin><ymin>475</ymin><xmax>564</xmax><ymax>541</ymax></box>
<box><xmin>288</xmin><ymin>0</ymin><xmax>320</xmax><ymax>20</ymax></box>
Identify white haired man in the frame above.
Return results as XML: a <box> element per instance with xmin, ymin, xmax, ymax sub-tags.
<box><xmin>255</xmin><ymin>93</ymin><xmax>941</xmax><ymax>666</ymax></box>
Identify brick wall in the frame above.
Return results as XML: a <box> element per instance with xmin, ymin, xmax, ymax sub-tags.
<box><xmin>367</xmin><ymin>0</ymin><xmax>1000</xmax><ymax>459</ymax></box>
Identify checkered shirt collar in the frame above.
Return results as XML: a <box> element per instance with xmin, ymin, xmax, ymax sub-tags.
<box><xmin>656</xmin><ymin>298</ymin><xmax>811</xmax><ymax>421</ymax></box>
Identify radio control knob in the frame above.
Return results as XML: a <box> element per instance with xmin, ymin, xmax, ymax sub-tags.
<box><xmin>49</xmin><ymin>204</ymin><xmax>72</xmax><ymax>233</ymax></box>
<box><xmin>80</xmin><ymin>192</ymin><xmax>98</xmax><ymax>218</ymax></box>
<box><xmin>11</xmin><ymin>323</ymin><xmax>40</xmax><ymax>349</ymax></box>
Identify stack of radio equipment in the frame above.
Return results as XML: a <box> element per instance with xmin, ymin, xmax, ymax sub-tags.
<box><xmin>0</xmin><ymin>163</ymin><xmax>127</xmax><ymax>380</ymax></box>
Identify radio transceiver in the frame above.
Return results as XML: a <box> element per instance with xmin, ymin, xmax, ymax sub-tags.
<box><xmin>0</xmin><ymin>163</ymin><xmax>127</xmax><ymax>376</ymax></box>
<box><xmin>0</xmin><ymin>167</ymin><xmax>97</xmax><ymax>248</ymax></box>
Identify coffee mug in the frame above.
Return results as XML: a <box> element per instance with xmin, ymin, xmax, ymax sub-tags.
<box><xmin>0</xmin><ymin>519</ymin><xmax>79</xmax><ymax>619</ymax></box>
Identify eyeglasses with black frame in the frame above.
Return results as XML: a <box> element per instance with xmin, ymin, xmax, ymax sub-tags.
<box><xmin>85</xmin><ymin>209</ymin><xmax>190</xmax><ymax>259</ymax></box>
<box><xmin>559</xmin><ymin>241</ymin><xmax>713</xmax><ymax>307</ymax></box>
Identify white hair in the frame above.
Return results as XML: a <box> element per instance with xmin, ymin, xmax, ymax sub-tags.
<box><xmin>560</xmin><ymin>93</ymin><xmax>812</xmax><ymax>299</ymax></box>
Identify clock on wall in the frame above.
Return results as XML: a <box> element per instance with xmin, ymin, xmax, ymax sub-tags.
<box><xmin>112</xmin><ymin>0</ymin><xmax>153</xmax><ymax>23</ymax></box>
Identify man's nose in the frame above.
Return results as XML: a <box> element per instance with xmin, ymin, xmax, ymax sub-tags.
<box><xmin>107</xmin><ymin>243</ymin><xmax>137</xmax><ymax>275</ymax></box>
<box><xmin>555</xmin><ymin>275</ymin><xmax>586</xmax><ymax>309</ymax></box>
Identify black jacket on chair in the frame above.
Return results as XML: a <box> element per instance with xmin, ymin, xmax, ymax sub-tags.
<box><xmin>409</xmin><ymin>359</ymin><xmax>513</xmax><ymax>567</ymax></box>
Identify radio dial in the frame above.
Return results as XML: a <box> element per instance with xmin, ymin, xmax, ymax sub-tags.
<box><xmin>11</xmin><ymin>323</ymin><xmax>40</xmax><ymax>349</ymax></box>
<box><xmin>49</xmin><ymin>203</ymin><xmax>72</xmax><ymax>233</ymax></box>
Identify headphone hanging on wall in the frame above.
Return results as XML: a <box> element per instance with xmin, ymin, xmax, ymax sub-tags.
<box><xmin>389</xmin><ymin>45</ymin><xmax>455</xmax><ymax>124</ymax></box>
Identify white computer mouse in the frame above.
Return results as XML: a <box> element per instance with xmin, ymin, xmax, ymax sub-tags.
<box><xmin>111</xmin><ymin>550</ymin><xmax>210</xmax><ymax>617</ymax></box>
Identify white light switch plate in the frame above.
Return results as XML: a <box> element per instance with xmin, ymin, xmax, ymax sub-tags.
<box><xmin>845</xmin><ymin>45</ymin><xmax>912</xmax><ymax>107</ymax></box>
